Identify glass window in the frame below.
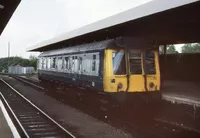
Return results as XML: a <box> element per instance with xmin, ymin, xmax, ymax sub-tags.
<box><xmin>47</xmin><ymin>58</ymin><xmax>51</xmax><ymax>69</ymax></box>
<box><xmin>92</xmin><ymin>55</ymin><xmax>96</xmax><ymax>71</ymax></box>
<box><xmin>79</xmin><ymin>57</ymin><xmax>82</xmax><ymax>71</ymax></box>
<box><xmin>46</xmin><ymin>57</ymin><xmax>48</xmax><ymax>69</ymax></box>
<box><xmin>129</xmin><ymin>52</ymin><xmax>142</xmax><ymax>74</ymax></box>
<box><xmin>38</xmin><ymin>58</ymin><xmax>42</xmax><ymax>70</ymax></box>
<box><xmin>57</xmin><ymin>57</ymin><xmax>63</xmax><ymax>70</ymax></box>
<box><xmin>64</xmin><ymin>57</ymin><xmax>69</xmax><ymax>69</ymax></box>
<box><xmin>50</xmin><ymin>57</ymin><xmax>56</xmax><ymax>69</ymax></box>
<box><xmin>42</xmin><ymin>58</ymin><xmax>46</xmax><ymax>69</ymax></box>
<box><xmin>144</xmin><ymin>51</ymin><xmax>156</xmax><ymax>74</ymax></box>
<box><xmin>69</xmin><ymin>56</ymin><xmax>72</xmax><ymax>70</ymax></box>
<box><xmin>112</xmin><ymin>52</ymin><xmax>126</xmax><ymax>75</ymax></box>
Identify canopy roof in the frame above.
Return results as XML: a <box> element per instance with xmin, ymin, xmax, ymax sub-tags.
<box><xmin>28</xmin><ymin>0</ymin><xmax>200</xmax><ymax>52</ymax></box>
<box><xmin>0</xmin><ymin>0</ymin><xmax>21</xmax><ymax>35</ymax></box>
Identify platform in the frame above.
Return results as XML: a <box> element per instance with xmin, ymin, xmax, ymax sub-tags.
<box><xmin>0</xmin><ymin>100</ymin><xmax>20</xmax><ymax>138</ymax></box>
<box><xmin>24</xmin><ymin>75</ymin><xmax>200</xmax><ymax>107</ymax></box>
<box><xmin>162</xmin><ymin>80</ymin><xmax>200</xmax><ymax>107</ymax></box>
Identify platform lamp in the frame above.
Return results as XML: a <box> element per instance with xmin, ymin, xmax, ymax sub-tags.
<box><xmin>7</xmin><ymin>42</ymin><xmax>10</xmax><ymax>73</ymax></box>
<box><xmin>0</xmin><ymin>4</ymin><xmax>4</xmax><ymax>10</ymax></box>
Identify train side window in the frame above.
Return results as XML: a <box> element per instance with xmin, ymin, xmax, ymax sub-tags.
<box><xmin>46</xmin><ymin>57</ymin><xmax>48</xmax><ymax>69</ymax></box>
<box><xmin>47</xmin><ymin>58</ymin><xmax>51</xmax><ymax>69</ymax></box>
<box><xmin>112</xmin><ymin>52</ymin><xmax>126</xmax><ymax>75</ymax></box>
<box><xmin>57</xmin><ymin>57</ymin><xmax>63</xmax><ymax>71</ymax></box>
<box><xmin>42</xmin><ymin>58</ymin><xmax>46</xmax><ymax>69</ymax></box>
<box><xmin>64</xmin><ymin>57</ymin><xmax>69</xmax><ymax>69</ymax></box>
<box><xmin>38</xmin><ymin>58</ymin><xmax>42</xmax><ymax>70</ymax></box>
<box><xmin>51</xmin><ymin>57</ymin><xmax>57</xmax><ymax>69</ymax></box>
<box><xmin>129</xmin><ymin>52</ymin><xmax>142</xmax><ymax>74</ymax></box>
<box><xmin>50</xmin><ymin>58</ymin><xmax>53</xmax><ymax>68</ymax></box>
<box><xmin>78</xmin><ymin>57</ymin><xmax>82</xmax><ymax>71</ymax></box>
<box><xmin>92</xmin><ymin>54</ymin><xmax>96</xmax><ymax>71</ymax></box>
<box><xmin>69</xmin><ymin>56</ymin><xmax>72</xmax><ymax>70</ymax></box>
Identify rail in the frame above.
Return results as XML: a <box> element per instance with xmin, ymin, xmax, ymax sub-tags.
<box><xmin>0</xmin><ymin>78</ymin><xmax>75</xmax><ymax>138</ymax></box>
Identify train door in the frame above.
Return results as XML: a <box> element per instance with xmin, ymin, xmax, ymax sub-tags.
<box><xmin>128</xmin><ymin>51</ymin><xmax>160</xmax><ymax>92</ymax></box>
<box><xmin>143</xmin><ymin>51</ymin><xmax>160</xmax><ymax>91</ymax></box>
<box><xmin>128</xmin><ymin>51</ymin><xmax>146</xmax><ymax>92</ymax></box>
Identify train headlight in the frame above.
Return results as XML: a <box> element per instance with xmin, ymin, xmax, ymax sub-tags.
<box><xmin>118</xmin><ymin>83</ymin><xmax>123</xmax><ymax>89</ymax></box>
<box><xmin>149</xmin><ymin>82</ymin><xmax>154</xmax><ymax>88</ymax></box>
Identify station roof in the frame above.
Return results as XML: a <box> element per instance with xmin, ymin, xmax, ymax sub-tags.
<box><xmin>28</xmin><ymin>0</ymin><xmax>200</xmax><ymax>52</ymax></box>
<box><xmin>0</xmin><ymin>0</ymin><xmax>21</xmax><ymax>35</ymax></box>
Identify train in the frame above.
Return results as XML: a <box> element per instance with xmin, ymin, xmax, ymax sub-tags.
<box><xmin>38</xmin><ymin>37</ymin><xmax>161</xmax><ymax>103</ymax></box>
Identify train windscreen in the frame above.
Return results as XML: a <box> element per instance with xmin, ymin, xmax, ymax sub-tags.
<box><xmin>112</xmin><ymin>52</ymin><xmax>126</xmax><ymax>75</ymax></box>
<box><xmin>129</xmin><ymin>52</ymin><xmax>142</xmax><ymax>74</ymax></box>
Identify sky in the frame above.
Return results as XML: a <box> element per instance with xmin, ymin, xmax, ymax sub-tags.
<box><xmin>0</xmin><ymin>0</ymin><xmax>154</xmax><ymax>58</ymax></box>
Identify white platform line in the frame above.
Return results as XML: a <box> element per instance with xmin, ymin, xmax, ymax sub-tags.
<box><xmin>0</xmin><ymin>99</ymin><xmax>20</xmax><ymax>138</ymax></box>
<box><xmin>162</xmin><ymin>94</ymin><xmax>200</xmax><ymax>107</ymax></box>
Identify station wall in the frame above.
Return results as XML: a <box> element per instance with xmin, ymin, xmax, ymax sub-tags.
<box><xmin>159</xmin><ymin>53</ymin><xmax>200</xmax><ymax>81</ymax></box>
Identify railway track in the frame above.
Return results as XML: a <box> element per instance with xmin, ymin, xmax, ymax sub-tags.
<box><xmin>10</xmin><ymin>75</ymin><xmax>43</xmax><ymax>90</ymax></box>
<box><xmin>0</xmin><ymin>78</ymin><xmax>75</xmax><ymax>138</ymax></box>
<box><xmin>6</xmin><ymin>75</ymin><xmax>200</xmax><ymax>137</ymax></box>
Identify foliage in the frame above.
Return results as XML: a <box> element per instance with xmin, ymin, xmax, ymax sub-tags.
<box><xmin>181</xmin><ymin>43</ymin><xmax>200</xmax><ymax>53</ymax></box>
<box><xmin>167</xmin><ymin>45</ymin><xmax>178</xmax><ymax>54</ymax></box>
<box><xmin>159</xmin><ymin>45</ymin><xmax>178</xmax><ymax>54</ymax></box>
<box><xmin>0</xmin><ymin>55</ymin><xmax>38</xmax><ymax>72</ymax></box>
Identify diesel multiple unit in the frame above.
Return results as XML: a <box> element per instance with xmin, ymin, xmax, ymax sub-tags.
<box><xmin>38</xmin><ymin>37</ymin><xmax>161</xmax><ymax>102</ymax></box>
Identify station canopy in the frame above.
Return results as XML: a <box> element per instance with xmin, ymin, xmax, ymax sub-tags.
<box><xmin>0</xmin><ymin>0</ymin><xmax>21</xmax><ymax>35</ymax></box>
<box><xmin>28</xmin><ymin>0</ymin><xmax>200</xmax><ymax>52</ymax></box>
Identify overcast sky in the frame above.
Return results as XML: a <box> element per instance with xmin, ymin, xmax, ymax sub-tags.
<box><xmin>0</xmin><ymin>0</ymin><xmax>186</xmax><ymax>59</ymax></box>
<box><xmin>0</xmin><ymin>0</ymin><xmax>154</xmax><ymax>58</ymax></box>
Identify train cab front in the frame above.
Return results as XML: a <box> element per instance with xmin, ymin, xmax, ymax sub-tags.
<box><xmin>103</xmin><ymin>48</ymin><xmax>161</xmax><ymax>103</ymax></box>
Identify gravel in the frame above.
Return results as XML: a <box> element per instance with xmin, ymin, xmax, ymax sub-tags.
<box><xmin>1</xmin><ymin>75</ymin><xmax>132</xmax><ymax>138</ymax></box>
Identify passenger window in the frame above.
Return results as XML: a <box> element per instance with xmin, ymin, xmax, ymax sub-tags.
<box><xmin>112</xmin><ymin>52</ymin><xmax>126</xmax><ymax>75</ymax></box>
<box><xmin>46</xmin><ymin>58</ymin><xmax>48</xmax><ymax>69</ymax></box>
<box><xmin>51</xmin><ymin>57</ymin><xmax>57</xmax><ymax>69</ymax></box>
<box><xmin>69</xmin><ymin>56</ymin><xmax>72</xmax><ymax>70</ymax></box>
<box><xmin>42</xmin><ymin>58</ymin><xmax>46</xmax><ymax>69</ymax></box>
<box><xmin>129</xmin><ymin>52</ymin><xmax>142</xmax><ymax>74</ymax></box>
<box><xmin>79</xmin><ymin>57</ymin><xmax>82</xmax><ymax>71</ymax></box>
<box><xmin>64</xmin><ymin>57</ymin><xmax>69</xmax><ymax>69</ymax></box>
<box><xmin>57</xmin><ymin>57</ymin><xmax>63</xmax><ymax>71</ymax></box>
<box><xmin>144</xmin><ymin>51</ymin><xmax>156</xmax><ymax>74</ymax></box>
<box><xmin>92</xmin><ymin>55</ymin><xmax>96</xmax><ymax>71</ymax></box>
<box><xmin>47</xmin><ymin>58</ymin><xmax>51</xmax><ymax>69</ymax></box>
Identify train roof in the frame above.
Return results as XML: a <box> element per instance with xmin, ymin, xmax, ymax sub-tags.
<box><xmin>28</xmin><ymin>0</ymin><xmax>200</xmax><ymax>52</ymax></box>
<box><xmin>39</xmin><ymin>39</ymin><xmax>114</xmax><ymax>57</ymax></box>
<box><xmin>39</xmin><ymin>37</ymin><xmax>157</xmax><ymax>57</ymax></box>
<box><xmin>0</xmin><ymin>0</ymin><xmax>21</xmax><ymax>35</ymax></box>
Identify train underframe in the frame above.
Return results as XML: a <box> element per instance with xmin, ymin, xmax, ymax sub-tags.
<box><xmin>39</xmin><ymin>78</ymin><xmax>162</xmax><ymax>109</ymax></box>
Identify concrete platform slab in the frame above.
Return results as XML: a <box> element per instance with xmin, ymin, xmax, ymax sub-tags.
<box><xmin>162</xmin><ymin>80</ymin><xmax>200</xmax><ymax>106</ymax></box>
<box><xmin>0</xmin><ymin>100</ymin><xmax>20</xmax><ymax>138</ymax></box>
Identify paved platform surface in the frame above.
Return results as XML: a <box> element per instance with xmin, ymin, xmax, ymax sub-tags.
<box><xmin>0</xmin><ymin>100</ymin><xmax>16</xmax><ymax>138</ymax></box>
<box><xmin>162</xmin><ymin>80</ymin><xmax>200</xmax><ymax>106</ymax></box>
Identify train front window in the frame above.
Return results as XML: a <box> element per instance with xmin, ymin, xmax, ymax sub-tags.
<box><xmin>144</xmin><ymin>51</ymin><xmax>156</xmax><ymax>74</ymax></box>
<box><xmin>112</xmin><ymin>51</ymin><xmax>126</xmax><ymax>75</ymax></box>
<box><xmin>129</xmin><ymin>52</ymin><xmax>142</xmax><ymax>74</ymax></box>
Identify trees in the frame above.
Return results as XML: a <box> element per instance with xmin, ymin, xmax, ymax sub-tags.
<box><xmin>0</xmin><ymin>56</ymin><xmax>38</xmax><ymax>72</ymax></box>
<box><xmin>181</xmin><ymin>43</ymin><xmax>200</xmax><ymax>53</ymax></box>
<box><xmin>29</xmin><ymin>55</ymin><xmax>38</xmax><ymax>70</ymax></box>
<box><xmin>167</xmin><ymin>45</ymin><xmax>178</xmax><ymax>54</ymax></box>
<box><xmin>159</xmin><ymin>45</ymin><xmax>178</xmax><ymax>54</ymax></box>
